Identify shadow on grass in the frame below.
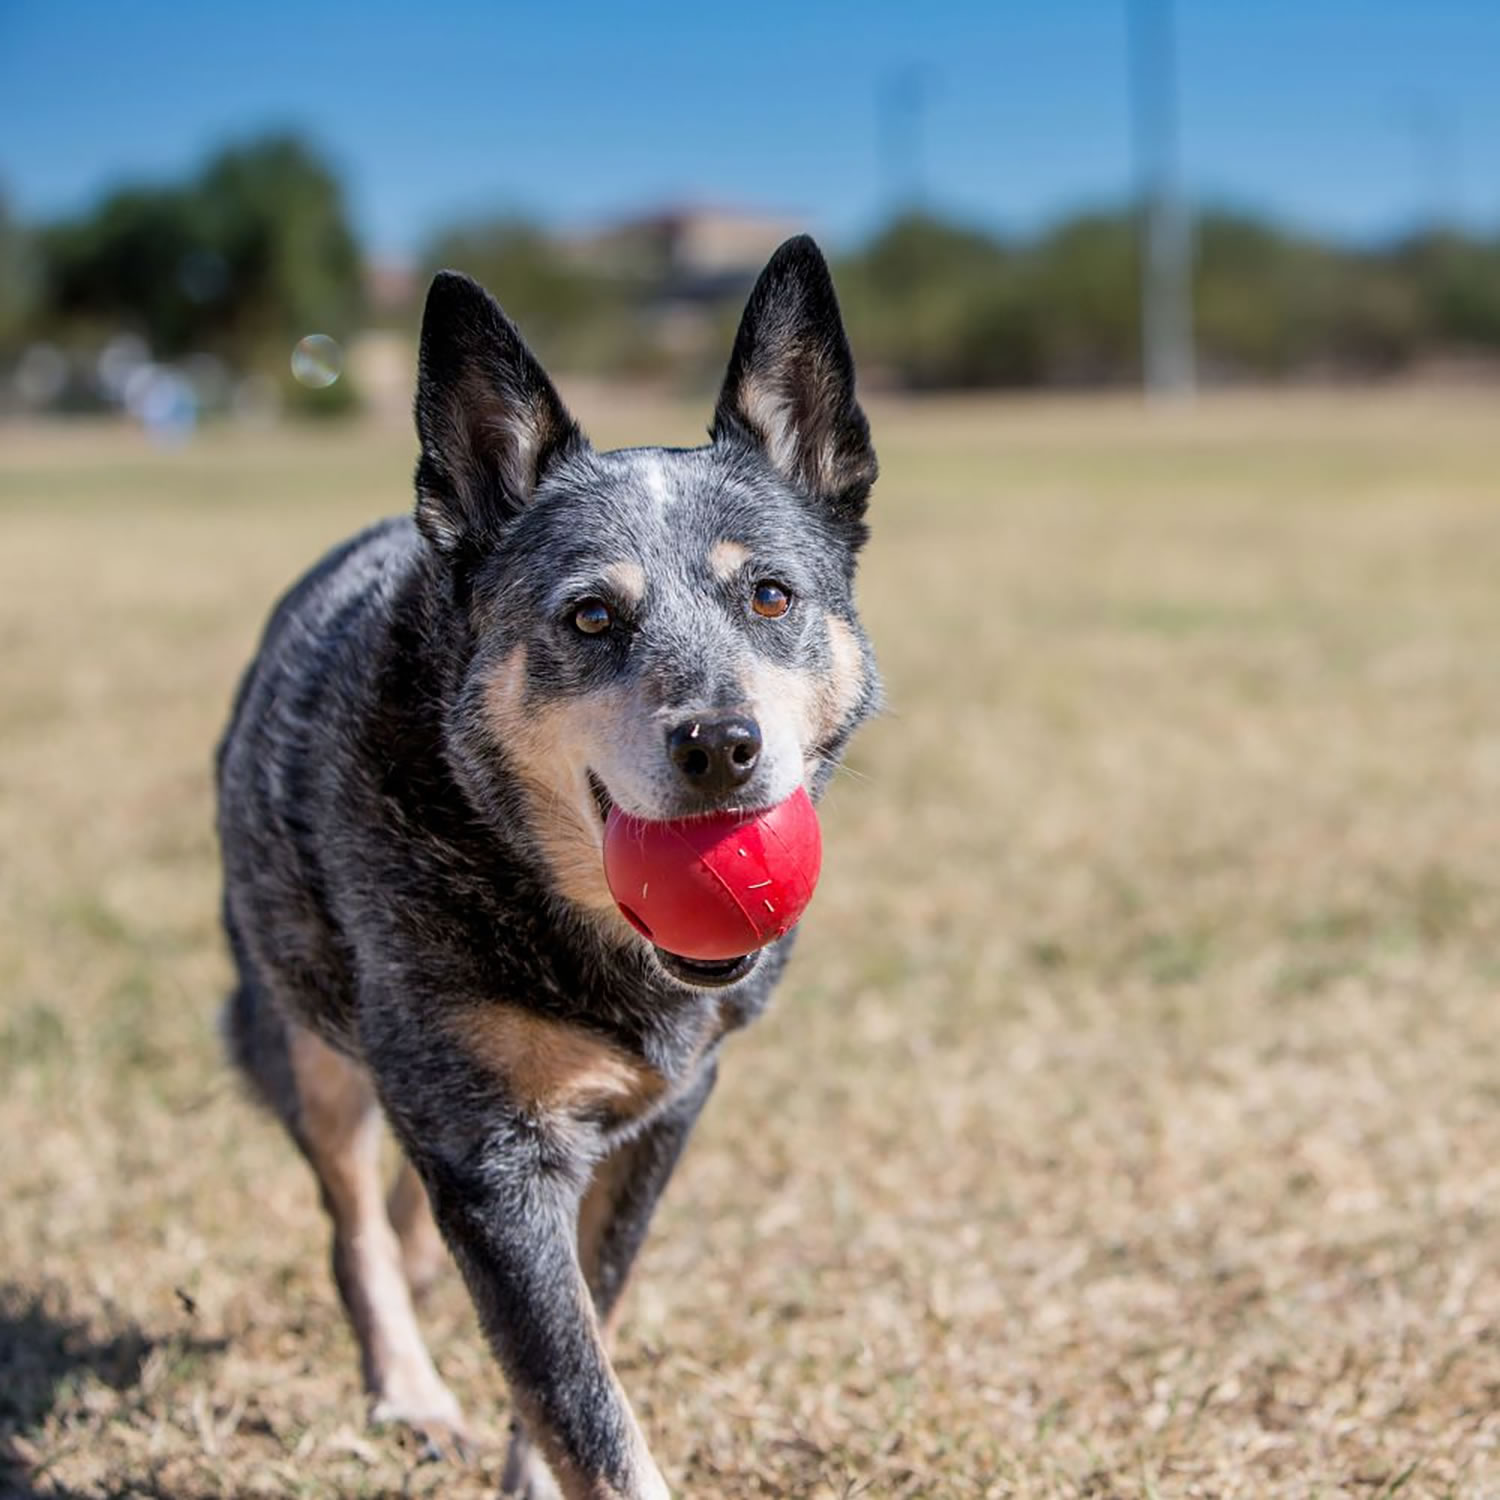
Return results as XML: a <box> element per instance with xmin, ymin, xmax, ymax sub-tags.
<box><xmin>2</xmin><ymin>1481</ymin><xmax>230</xmax><ymax>1500</ymax></box>
<box><xmin>0</xmin><ymin>1281</ymin><xmax>226</xmax><ymax>1499</ymax></box>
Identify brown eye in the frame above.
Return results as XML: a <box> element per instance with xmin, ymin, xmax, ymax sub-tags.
<box><xmin>573</xmin><ymin>598</ymin><xmax>613</xmax><ymax>635</ymax></box>
<box><xmin>751</xmin><ymin>581</ymin><xmax>791</xmax><ymax>619</ymax></box>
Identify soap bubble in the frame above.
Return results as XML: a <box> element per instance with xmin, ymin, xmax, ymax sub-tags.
<box><xmin>16</xmin><ymin>343</ymin><xmax>68</xmax><ymax>407</ymax></box>
<box><xmin>97</xmin><ymin>334</ymin><xmax>150</xmax><ymax>400</ymax></box>
<box><xmin>123</xmin><ymin>362</ymin><xmax>161</xmax><ymax>416</ymax></box>
<box><xmin>123</xmin><ymin>364</ymin><xmax>196</xmax><ymax>446</ymax></box>
<box><xmin>181</xmin><ymin>352</ymin><xmax>230</xmax><ymax>411</ymax></box>
<box><xmin>291</xmin><ymin>334</ymin><xmax>343</xmax><ymax>389</ymax></box>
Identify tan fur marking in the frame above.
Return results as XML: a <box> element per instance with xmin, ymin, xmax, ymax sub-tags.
<box><xmin>708</xmin><ymin>539</ymin><xmax>751</xmax><ymax>581</ymax></box>
<box><xmin>577</xmin><ymin>1160</ymin><xmax>618</xmax><ymax>1285</ymax></box>
<box><xmin>387</xmin><ymin>1157</ymin><xmax>447</xmax><ymax>1294</ymax></box>
<box><xmin>736</xmin><ymin>343</ymin><xmax>846</xmax><ymax>494</ymax></box>
<box><xmin>739</xmin><ymin>373</ymin><xmax>801</xmax><ymax>479</ymax></box>
<box><xmin>482</xmin><ymin>644</ymin><xmax>622</xmax><ymax>917</ymax></box>
<box><xmin>512</xmin><ymin>1384</ymin><xmax>668</xmax><ymax>1500</ymax></box>
<box><xmin>475</xmin><ymin>392</ymin><xmax>542</xmax><ymax>496</ymax></box>
<box><xmin>745</xmin><ymin>611</ymin><xmax>865</xmax><ymax>778</ymax></box>
<box><xmin>500</xmin><ymin>1431</ymin><xmax>564</xmax><ymax>1500</ymax></box>
<box><xmin>602</xmin><ymin>560</ymin><xmax>646</xmax><ymax>605</ymax></box>
<box><xmin>823</xmin><ymin>614</ymin><xmax>866</xmax><ymax>731</ymax></box>
<box><xmin>576</xmin><ymin>1141</ymin><xmax>668</xmax><ymax>1349</ymax></box>
<box><xmin>287</xmin><ymin>1026</ymin><xmax>466</xmax><ymax>1439</ymax></box>
<box><xmin>754</xmin><ymin>659</ymin><xmax>819</xmax><ymax>751</ymax></box>
<box><xmin>452</xmin><ymin>1004</ymin><xmax>664</xmax><ymax>1120</ymax></box>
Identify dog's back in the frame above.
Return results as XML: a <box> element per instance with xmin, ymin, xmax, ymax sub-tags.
<box><xmin>218</xmin><ymin>516</ymin><xmax>421</xmax><ymax>1053</ymax></box>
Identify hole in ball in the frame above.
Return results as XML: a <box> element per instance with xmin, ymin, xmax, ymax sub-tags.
<box><xmin>618</xmin><ymin>903</ymin><xmax>654</xmax><ymax>940</ymax></box>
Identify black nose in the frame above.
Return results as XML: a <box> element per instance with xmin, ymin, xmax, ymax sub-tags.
<box><xmin>667</xmin><ymin>714</ymin><xmax>762</xmax><ymax>795</ymax></box>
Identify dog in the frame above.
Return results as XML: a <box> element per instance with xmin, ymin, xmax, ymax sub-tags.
<box><xmin>215</xmin><ymin>235</ymin><xmax>880</xmax><ymax>1500</ymax></box>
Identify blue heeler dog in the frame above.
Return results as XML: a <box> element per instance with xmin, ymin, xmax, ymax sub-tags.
<box><xmin>216</xmin><ymin>236</ymin><xmax>880</xmax><ymax>1499</ymax></box>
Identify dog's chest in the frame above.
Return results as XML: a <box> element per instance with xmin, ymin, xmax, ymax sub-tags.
<box><xmin>446</xmin><ymin>984</ymin><xmax>739</xmax><ymax>1133</ymax></box>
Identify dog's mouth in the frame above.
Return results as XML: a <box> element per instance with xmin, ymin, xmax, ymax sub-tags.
<box><xmin>653</xmin><ymin>948</ymin><xmax>760</xmax><ymax>988</ymax></box>
<box><xmin>588</xmin><ymin>768</ymin><xmax>761</xmax><ymax>988</ymax></box>
<box><xmin>587</xmin><ymin>767</ymin><xmax>778</xmax><ymax>827</ymax></box>
<box><xmin>586</xmin><ymin>770</ymin><xmax>614</xmax><ymax>825</ymax></box>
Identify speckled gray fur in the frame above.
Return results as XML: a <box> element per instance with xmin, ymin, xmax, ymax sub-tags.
<box><xmin>216</xmin><ymin>236</ymin><xmax>879</xmax><ymax>1499</ymax></box>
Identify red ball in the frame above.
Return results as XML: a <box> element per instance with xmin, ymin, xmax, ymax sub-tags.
<box><xmin>602</xmin><ymin>788</ymin><xmax>823</xmax><ymax>961</ymax></box>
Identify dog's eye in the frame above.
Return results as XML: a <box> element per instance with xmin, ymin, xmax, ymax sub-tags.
<box><xmin>750</xmin><ymin>581</ymin><xmax>791</xmax><ymax>619</ymax></box>
<box><xmin>573</xmin><ymin>599</ymin><xmax>614</xmax><ymax>636</ymax></box>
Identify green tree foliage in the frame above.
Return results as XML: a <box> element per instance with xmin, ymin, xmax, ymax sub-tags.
<box><xmin>1028</xmin><ymin>213</ymin><xmax>1141</xmax><ymax>381</ymax></box>
<box><xmin>838</xmin><ymin>210</ymin><xmax>1145</xmax><ymax>388</ymax></box>
<box><xmin>1398</xmin><ymin>230</ymin><xmax>1500</xmax><ymax>350</ymax></box>
<box><xmin>38</xmin><ymin>137</ymin><xmax>362</xmax><ymax>372</ymax></box>
<box><xmin>836</xmin><ymin>214</ymin><xmax>1042</xmax><ymax>388</ymax></box>
<box><xmin>421</xmin><ymin>219</ymin><xmax>637</xmax><ymax>372</ymax></box>
<box><xmin>1194</xmin><ymin>212</ymin><xmax>1425</xmax><ymax>375</ymax></box>
<box><xmin>836</xmin><ymin>206</ymin><xmax>1500</xmax><ymax>389</ymax></box>
<box><xmin>20</xmin><ymin>139</ymin><xmax>1500</xmax><ymax>395</ymax></box>
<box><xmin>0</xmin><ymin>191</ymin><xmax>39</xmax><ymax>349</ymax></box>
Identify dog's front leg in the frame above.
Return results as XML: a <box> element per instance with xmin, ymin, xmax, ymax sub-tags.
<box><xmin>489</xmin><ymin>1062</ymin><xmax>717</xmax><ymax>1494</ymax></box>
<box><xmin>498</xmin><ymin>1064</ymin><xmax>716</xmax><ymax>1499</ymax></box>
<box><xmin>368</xmin><ymin>1027</ymin><xmax>670</xmax><ymax>1500</ymax></box>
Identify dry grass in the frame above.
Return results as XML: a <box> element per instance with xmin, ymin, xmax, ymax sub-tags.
<box><xmin>3</xmin><ymin>389</ymin><xmax>1499</xmax><ymax>1499</ymax></box>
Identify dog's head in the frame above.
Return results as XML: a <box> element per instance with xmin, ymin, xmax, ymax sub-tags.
<box><xmin>414</xmin><ymin>236</ymin><xmax>880</xmax><ymax>982</ymax></box>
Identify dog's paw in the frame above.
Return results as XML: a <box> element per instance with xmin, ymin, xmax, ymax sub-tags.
<box><xmin>370</xmin><ymin>1384</ymin><xmax>475</xmax><ymax>1463</ymax></box>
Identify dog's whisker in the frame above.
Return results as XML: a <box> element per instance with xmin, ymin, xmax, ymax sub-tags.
<box><xmin>809</xmin><ymin>751</ymin><xmax>874</xmax><ymax>784</ymax></box>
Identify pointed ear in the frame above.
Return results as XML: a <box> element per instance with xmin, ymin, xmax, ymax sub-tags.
<box><xmin>711</xmin><ymin>235</ymin><xmax>876</xmax><ymax>524</ymax></box>
<box><xmin>413</xmin><ymin>271</ymin><xmax>586</xmax><ymax>554</ymax></box>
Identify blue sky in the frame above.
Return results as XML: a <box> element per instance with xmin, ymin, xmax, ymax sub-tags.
<box><xmin>2</xmin><ymin>1</ymin><xmax>1497</xmax><ymax>255</ymax></box>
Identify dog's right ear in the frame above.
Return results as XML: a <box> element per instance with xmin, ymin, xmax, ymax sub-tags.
<box><xmin>413</xmin><ymin>271</ymin><xmax>586</xmax><ymax>554</ymax></box>
<box><xmin>711</xmin><ymin>235</ymin><xmax>876</xmax><ymax>530</ymax></box>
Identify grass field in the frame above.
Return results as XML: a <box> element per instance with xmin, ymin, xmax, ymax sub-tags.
<box><xmin>3</xmin><ymin>389</ymin><xmax>1499</xmax><ymax>1499</ymax></box>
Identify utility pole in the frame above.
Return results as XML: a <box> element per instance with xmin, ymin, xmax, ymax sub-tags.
<box><xmin>1397</xmin><ymin>97</ymin><xmax>1459</xmax><ymax>230</ymax></box>
<box><xmin>1127</xmin><ymin>0</ymin><xmax>1195</xmax><ymax>398</ymax></box>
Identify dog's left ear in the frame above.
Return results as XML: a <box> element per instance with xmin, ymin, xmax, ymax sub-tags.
<box><xmin>413</xmin><ymin>271</ymin><xmax>586</xmax><ymax>554</ymax></box>
<box><xmin>711</xmin><ymin>235</ymin><xmax>877</xmax><ymax>526</ymax></box>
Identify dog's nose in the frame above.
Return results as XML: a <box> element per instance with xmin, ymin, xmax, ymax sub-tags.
<box><xmin>667</xmin><ymin>715</ymin><xmax>762</xmax><ymax>795</ymax></box>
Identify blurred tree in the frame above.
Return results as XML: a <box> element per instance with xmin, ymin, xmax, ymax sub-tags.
<box><xmin>837</xmin><ymin>213</ymin><xmax>1044</xmax><ymax>388</ymax></box>
<box><xmin>1399</xmin><ymin>230</ymin><xmax>1500</xmax><ymax>352</ymax></box>
<box><xmin>196</xmin><ymin>137</ymin><xmax>364</xmax><ymax>364</ymax></box>
<box><xmin>38</xmin><ymin>136</ymin><xmax>363</xmax><ymax>374</ymax></box>
<box><xmin>42</xmin><ymin>186</ymin><xmax>202</xmax><ymax>351</ymax></box>
<box><xmin>422</xmin><ymin>218</ymin><xmax>634</xmax><ymax>370</ymax></box>
<box><xmin>1195</xmin><ymin>212</ymin><xmax>1426</xmax><ymax>376</ymax></box>
<box><xmin>24</xmin><ymin>146</ymin><xmax>1500</xmax><ymax>396</ymax></box>
<box><xmin>0</xmin><ymin>190</ymin><xmax>38</xmax><ymax>349</ymax></box>
<box><xmin>1025</xmin><ymin>212</ymin><xmax>1140</xmax><ymax>382</ymax></box>
<box><xmin>837</xmin><ymin>203</ymin><xmax>1500</xmax><ymax>388</ymax></box>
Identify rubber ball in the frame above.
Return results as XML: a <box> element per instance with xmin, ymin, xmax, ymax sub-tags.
<box><xmin>602</xmin><ymin>788</ymin><xmax>823</xmax><ymax>961</ymax></box>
